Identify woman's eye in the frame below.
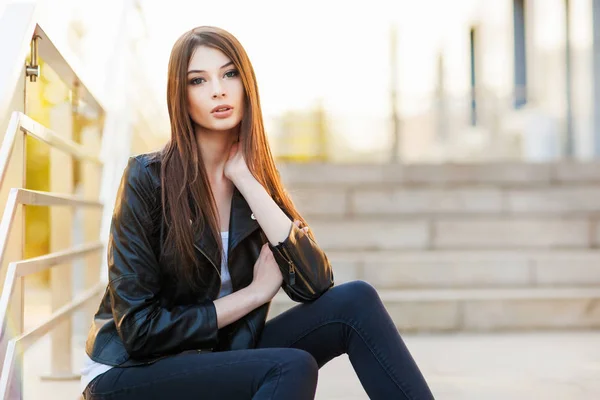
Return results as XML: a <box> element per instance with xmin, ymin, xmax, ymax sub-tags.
<box><xmin>190</xmin><ymin>77</ymin><xmax>205</xmax><ymax>85</ymax></box>
<box><xmin>224</xmin><ymin>70</ymin><xmax>239</xmax><ymax>78</ymax></box>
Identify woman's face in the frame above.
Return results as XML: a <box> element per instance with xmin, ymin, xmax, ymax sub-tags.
<box><xmin>187</xmin><ymin>45</ymin><xmax>245</xmax><ymax>133</ymax></box>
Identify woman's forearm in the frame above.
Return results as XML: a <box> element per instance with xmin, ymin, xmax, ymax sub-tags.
<box><xmin>213</xmin><ymin>285</ymin><xmax>263</xmax><ymax>329</ymax></box>
<box><xmin>233</xmin><ymin>171</ymin><xmax>293</xmax><ymax>246</ymax></box>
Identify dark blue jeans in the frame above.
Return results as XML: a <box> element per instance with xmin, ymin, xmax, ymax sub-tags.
<box><xmin>84</xmin><ymin>281</ymin><xmax>434</xmax><ymax>399</ymax></box>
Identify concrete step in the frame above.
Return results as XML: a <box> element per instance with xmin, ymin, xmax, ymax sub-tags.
<box><xmin>269</xmin><ymin>287</ymin><xmax>600</xmax><ymax>332</ymax></box>
<box><xmin>326</xmin><ymin>250</ymin><xmax>600</xmax><ymax>289</ymax></box>
<box><xmin>290</xmin><ymin>185</ymin><xmax>600</xmax><ymax>217</ymax></box>
<box><xmin>279</xmin><ymin>161</ymin><xmax>600</xmax><ymax>187</ymax></box>
<box><xmin>304</xmin><ymin>217</ymin><xmax>600</xmax><ymax>250</ymax></box>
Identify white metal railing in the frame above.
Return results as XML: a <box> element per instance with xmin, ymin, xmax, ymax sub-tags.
<box><xmin>0</xmin><ymin>242</ymin><xmax>105</xmax><ymax>397</ymax></box>
<box><xmin>0</xmin><ymin>113</ymin><xmax>102</xmax><ymax>187</ymax></box>
<box><xmin>0</xmin><ymin>2</ymin><xmax>108</xmax><ymax>399</ymax></box>
<box><xmin>0</xmin><ymin>1</ymin><xmax>165</xmax><ymax>397</ymax></box>
<box><xmin>0</xmin><ymin>112</ymin><xmax>105</xmax><ymax>399</ymax></box>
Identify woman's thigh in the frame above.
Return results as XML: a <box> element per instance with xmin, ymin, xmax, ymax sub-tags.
<box><xmin>258</xmin><ymin>281</ymin><xmax>385</xmax><ymax>365</ymax></box>
<box><xmin>258</xmin><ymin>281</ymin><xmax>434</xmax><ymax>399</ymax></box>
<box><xmin>84</xmin><ymin>347</ymin><xmax>317</xmax><ymax>400</ymax></box>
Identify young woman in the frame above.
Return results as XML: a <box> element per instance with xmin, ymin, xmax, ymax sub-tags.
<box><xmin>81</xmin><ymin>26</ymin><xmax>434</xmax><ymax>400</ymax></box>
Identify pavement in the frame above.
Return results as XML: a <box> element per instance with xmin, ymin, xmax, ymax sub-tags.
<box><xmin>315</xmin><ymin>331</ymin><xmax>600</xmax><ymax>399</ymax></box>
<box><xmin>19</xmin><ymin>329</ymin><xmax>600</xmax><ymax>399</ymax></box>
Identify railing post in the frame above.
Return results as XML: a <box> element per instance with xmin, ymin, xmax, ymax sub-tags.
<box><xmin>81</xmin><ymin>123</ymin><xmax>103</xmax><ymax>328</ymax></box>
<box><xmin>41</xmin><ymin>101</ymin><xmax>77</xmax><ymax>380</ymax></box>
<box><xmin>0</xmin><ymin>72</ymin><xmax>26</xmax><ymax>400</ymax></box>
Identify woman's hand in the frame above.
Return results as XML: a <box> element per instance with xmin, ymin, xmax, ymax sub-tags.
<box><xmin>249</xmin><ymin>243</ymin><xmax>283</xmax><ymax>305</ymax></box>
<box><xmin>224</xmin><ymin>140</ymin><xmax>251</xmax><ymax>183</ymax></box>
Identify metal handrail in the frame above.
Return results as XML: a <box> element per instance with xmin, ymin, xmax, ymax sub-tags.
<box><xmin>0</xmin><ymin>112</ymin><xmax>101</xmax><ymax>190</ymax></box>
<box><xmin>0</xmin><ymin>242</ymin><xmax>104</xmax><ymax>340</ymax></box>
<box><xmin>14</xmin><ymin>188</ymin><xmax>102</xmax><ymax>208</ymax></box>
<box><xmin>0</xmin><ymin>188</ymin><xmax>103</xmax><ymax>270</ymax></box>
<box><xmin>0</xmin><ymin>283</ymin><xmax>105</xmax><ymax>399</ymax></box>
<box><xmin>33</xmin><ymin>23</ymin><xmax>103</xmax><ymax>113</ymax></box>
<box><xmin>18</xmin><ymin>113</ymin><xmax>101</xmax><ymax>163</ymax></box>
<box><xmin>0</xmin><ymin>3</ymin><xmax>103</xmax><ymax>124</ymax></box>
<box><xmin>0</xmin><ymin>3</ymin><xmax>37</xmax><ymax>118</ymax></box>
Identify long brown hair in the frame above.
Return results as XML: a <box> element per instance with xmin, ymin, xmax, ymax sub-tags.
<box><xmin>160</xmin><ymin>26</ymin><xmax>309</xmax><ymax>291</ymax></box>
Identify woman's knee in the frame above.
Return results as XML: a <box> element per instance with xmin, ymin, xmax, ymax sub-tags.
<box><xmin>333</xmin><ymin>280</ymin><xmax>380</xmax><ymax>305</ymax></box>
<box><xmin>281</xmin><ymin>348</ymin><xmax>318</xmax><ymax>376</ymax></box>
<box><xmin>275</xmin><ymin>349</ymin><xmax>318</xmax><ymax>388</ymax></box>
<box><xmin>258</xmin><ymin>349</ymin><xmax>317</xmax><ymax>398</ymax></box>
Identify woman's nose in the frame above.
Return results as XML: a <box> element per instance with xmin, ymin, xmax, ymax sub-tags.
<box><xmin>211</xmin><ymin>81</ymin><xmax>226</xmax><ymax>98</ymax></box>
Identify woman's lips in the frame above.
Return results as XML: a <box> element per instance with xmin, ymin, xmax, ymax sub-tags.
<box><xmin>212</xmin><ymin>108</ymin><xmax>234</xmax><ymax>119</ymax></box>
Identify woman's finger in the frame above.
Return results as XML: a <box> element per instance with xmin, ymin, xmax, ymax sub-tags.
<box><xmin>258</xmin><ymin>243</ymin><xmax>269</xmax><ymax>259</ymax></box>
<box><xmin>261</xmin><ymin>242</ymin><xmax>270</xmax><ymax>253</ymax></box>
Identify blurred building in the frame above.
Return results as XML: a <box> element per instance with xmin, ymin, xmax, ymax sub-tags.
<box><xmin>260</xmin><ymin>0</ymin><xmax>600</xmax><ymax>164</ymax></box>
<box><xmin>401</xmin><ymin>0</ymin><xmax>599</xmax><ymax>164</ymax></box>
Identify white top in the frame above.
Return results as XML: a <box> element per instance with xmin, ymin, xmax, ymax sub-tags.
<box><xmin>217</xmin><ymin>231</ymin><xmax>233</xmax><ymax>298</ymax></box>
<box><xmin>80</xmin><ymin>232</ymin><xmax>232</xmax><ymax>393</ymax></box>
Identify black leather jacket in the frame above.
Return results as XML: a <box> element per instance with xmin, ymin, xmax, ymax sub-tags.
<box><xmin>85</xmin><ymin>152</ymin><xmax>334</xmax><ymax>367</ymax></box>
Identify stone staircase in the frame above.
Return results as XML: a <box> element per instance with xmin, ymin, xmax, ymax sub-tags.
<box><xmin>269</xmin><ymin>162</ymin><xmax>600</xmax><ymax>331</ymax></box>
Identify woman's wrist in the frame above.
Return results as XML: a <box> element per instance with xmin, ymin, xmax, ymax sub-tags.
<box><xmin>244</xmin><ymin>284</ymin><xmax>267</xmax><ymax>308</ymax></box>
<box><xmin>230</xmin><ymin>168</ymin><xmax>255</xmax><ymax>189</ymax></box>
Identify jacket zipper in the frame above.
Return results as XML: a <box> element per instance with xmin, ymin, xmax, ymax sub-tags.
<box><xmin>190</xmin><ymin>219</ymin><xmax>222</xmax><ymax>280</ymax></box>
<box><xmin>279</xmin><ymin>243</ymin><xmax>315</xmax><ymax>295</ymax></box>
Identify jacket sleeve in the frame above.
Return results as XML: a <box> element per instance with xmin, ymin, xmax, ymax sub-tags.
<box><xmin>268</xmin><ymin>221</ymin><xmax>334</xmax><ymax>302</ymax></box>
<box><xmin>108</xmin><ymin>157</ymin><xmax>218</xmax><ymax>359</ymax></box>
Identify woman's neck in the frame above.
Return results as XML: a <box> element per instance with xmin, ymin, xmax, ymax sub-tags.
<box><xmin>195</xmin><ymin>126</ymin><xmax>237</xmax><ymax>182</ymax></box>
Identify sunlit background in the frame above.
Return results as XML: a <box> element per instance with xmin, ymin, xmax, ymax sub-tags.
<box><xmin>16</xmin><ymin>0</ymin><xmax>600</xmax><ymax>162</ymax></box>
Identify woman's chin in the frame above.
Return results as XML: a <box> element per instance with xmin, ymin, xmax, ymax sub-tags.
<box><xmin>199</xmin><ymin>120</ymin><xmax>241</xmax><ymax>133</ymax></box>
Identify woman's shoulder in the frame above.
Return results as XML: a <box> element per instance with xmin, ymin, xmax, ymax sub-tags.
<box><xmin>131</xmin><ymin>149</ymin><xmax>163</xmax><ymax>169</ymax></box>
<box><xmin>128</xmin><ymin>149</ymin><xmax>163</xmax><ymax>187</ymax></box>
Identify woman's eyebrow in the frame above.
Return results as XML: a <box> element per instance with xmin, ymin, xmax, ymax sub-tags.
<box><xmin>187</xmin><ymin>61</ymin><xmax>234</xmax><ymax>74</ymax></box>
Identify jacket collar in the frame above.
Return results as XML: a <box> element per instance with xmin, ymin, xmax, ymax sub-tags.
<box><xmin>193</xmin><ymin>186</ymin><xmax>260</xmax><ymax>268</ymax></box>
<box><xmin>229</xmin><ymin>186</ymin><xmax>261</xmax><ymax>251</ymax></box>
